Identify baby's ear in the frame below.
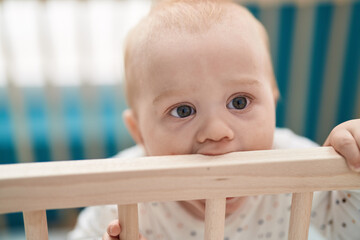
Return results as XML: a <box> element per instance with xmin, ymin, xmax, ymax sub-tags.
<box><xmin>123</xmin><ymin>109</ymin><xmax>144</xmax><ymax>146</ymax></box>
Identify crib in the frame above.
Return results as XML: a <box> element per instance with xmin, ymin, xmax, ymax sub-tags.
<box><xmin>0</xmin><ymin>0</ymin><xmax>360</xmax><ymax>238</ymax></box>
<box><xmin>1</xmin><ymin>147</ymin><xmax>360</xmax><ymax>240</ymax></box>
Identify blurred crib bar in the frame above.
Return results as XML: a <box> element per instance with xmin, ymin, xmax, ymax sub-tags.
<box><xmin>1</xmin><ymin>147</ymin><xmax>360</xmax><ymax>240</ymax></box>
<box><xmin>0</xmin><ymin>0</ymin><xmax>359</xmax><ymax>233</ymax></box>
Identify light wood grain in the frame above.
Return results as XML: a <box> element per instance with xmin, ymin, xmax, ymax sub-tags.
<box><xmin>204</xmin><ymin>199</ymin><xmax>226</xmax><ymax>240</ymax></box>
<box><xmin>288</xmin><ymin>192</ymin><xmax>314</xmax><ymax>240</ymax></box>
<box><xmin>1</xmin><ymin>147</ymin><xmax>360</xmax><ymax>214</ymax></box>
<box><xmin>118</xmin><ymin>204</ymin><xmax>139</xmax><ymax>240</ymax></box>
<box><xmin>23</xmin><ymin>210</ymin><xmax>48</xmax><ymax>240</ymax></box>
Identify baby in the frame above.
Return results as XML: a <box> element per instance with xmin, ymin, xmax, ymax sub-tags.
<box><xmin>68</xmin><ymin>0</ymin><xmax>360</xmax><ymax>239</ymax></box>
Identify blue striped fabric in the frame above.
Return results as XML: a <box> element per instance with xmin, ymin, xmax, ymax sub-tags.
<box><xmin>0</xmin><ymin>0</ymin><xmax>360</xmax><ymax>231</ymax></box>
<box><xmin>100</xmin><ymin>86</ymin><xmax>119</xmax><ymax>157</ymax></box>
<box><xmin>305</xmin><ymin>3</ymin><xmax>334</xmax><ymax>140</ymax></box>
<box><xmin>0</xmin><ymin>89</ymin><xmax>17</xmax><ymax>164</ymax></box>
<box><xmin>275</xmin><ymin>3</ymin><xmax>297</xmax><ymax>128</ymax></box>
<box><xmin>62</xmin><ymin>87</ymin><xmax>86</xmax><ymax>161</ymax></box>
<box><xmin>24</xmin><ymin>88</ymin><xmax>52</xmax><ymax>162</ymax></box>
<box><xmin>337</xmin><ymin>1</ymin><xmax>360</xmax><ymax>124</ymax></box>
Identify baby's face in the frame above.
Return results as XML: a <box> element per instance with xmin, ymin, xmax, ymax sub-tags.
<box><xmin>125</xmin><ymin>12</ymin><xmax>277</xmax><ymax>217</ymax></box>
<box><xmin>130</xmin><ymin>19</ymin><xmax>276</xmax><ymax>157</ymax></box>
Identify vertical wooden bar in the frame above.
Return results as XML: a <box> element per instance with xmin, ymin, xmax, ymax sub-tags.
<box><xmin>288</xmin><ymin>192</ymin><xmax>313</xmax><ymax>240</ymax></box>
<box><xmin>118</xmin><ymin>204</ymin><xmax>139</xmax><ymax>240</ymax></box>
<box><xmin>204</xmin><ymin>198</ymin><xmax>226</xmax><ymax>240</ymax></box>
<box><xmin>23</xmin><ymin>210</ymin><xmax>48</xmax><ymax>240</ymax></box>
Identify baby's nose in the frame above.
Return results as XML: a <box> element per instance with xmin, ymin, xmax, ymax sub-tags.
<box><xmin>196</xmin><ymin>116</ymin><xmax>235</xmax><ymax>143</ymax></box>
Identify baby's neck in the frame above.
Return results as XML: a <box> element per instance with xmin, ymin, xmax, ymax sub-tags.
<box><xmin>178</xmin><ymin>197</ymin><xmax>248</xmax><ymax>220</ymax></box>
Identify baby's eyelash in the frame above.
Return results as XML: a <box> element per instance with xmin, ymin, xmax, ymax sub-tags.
<box><xmin>167</xmin><ymin>103</ymin><xmax>196</xmax><ymax>118</ymax></box>
<box><xmin>227</xmin><ymin>94</ymin><xmax>252</xmax><ymax>110</ymax></box>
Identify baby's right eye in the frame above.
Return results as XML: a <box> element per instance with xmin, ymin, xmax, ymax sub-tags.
<box><xmin>170</xmin><ymin>105</ymin><xmax>196</xmax><ymax>118</ymax></box>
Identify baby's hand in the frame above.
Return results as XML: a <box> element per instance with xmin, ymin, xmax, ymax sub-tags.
<box><xmin>102</xmin><ymin>219</ymin><xmax>147</xmax><ymax>240</ymax></box>
<box><xmin>324</xmin><ymin>119</ymin><xmax>360</xmax><ymax>172</ymax></box>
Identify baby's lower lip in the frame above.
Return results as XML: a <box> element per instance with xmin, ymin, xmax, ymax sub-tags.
<box><xmin>200</xmin><ymin>198</ymin><xmax>236</xmax><ymax>203</ymax></box>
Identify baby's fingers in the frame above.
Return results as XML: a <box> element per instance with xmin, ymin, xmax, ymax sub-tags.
<box><xmin>324</xmin><ymin>126</ymin><xmax>360</xmax><ymax>172</ymax></box>
<box><xmin>102</xmin><ymin>233</ymin><xmax>119</xmax><ymax>240</ymax></box>
<box><xmin>102</xmin><ymin>219</ymin><xmax>121</xmax><ymax>240</ymax></box>
<box><xmin>103</xmin><ymin>219</ymin><xmax>147</xmax><ymax>240</ymax></box>
<box><xmin>139</xmin><ymin>234</ymin><xmax>148</xmax><ymax>240</ymax></box>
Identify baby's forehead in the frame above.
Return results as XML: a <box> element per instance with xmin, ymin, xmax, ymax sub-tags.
<box><xmin>125</xmin><ymin>2</ymin><xmax>271</xmax><ymax>108</ymax></box>
<box><xmin>137</xmin><ymin>12</ymin><xmax>268</xmax><ymax>79</ymax></box>
<box><xmin>144</xmin><ymin>24</ymin><xmax>267</xmax><ymax>72</ymax></box>
<box><xmin>144</xmin><ymin>4</ymin><xmax>266</xmax><ymax>52</ymax></box>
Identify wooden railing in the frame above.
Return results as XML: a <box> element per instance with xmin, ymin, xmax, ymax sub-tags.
<box><xmin>1</xmin><ymin>147</ymin><xmax>360</xmax><ymax>240</ymax></box>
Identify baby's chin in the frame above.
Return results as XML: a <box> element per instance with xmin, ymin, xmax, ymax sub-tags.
<box><xmin>225</xmin><ymin>197</ymin><xmax>247</xmax><ymax>216</ymax></box>
<box><xmin>196</xmin><ymin>197</ymin><xmax>247</xmax><ymax>216</ymax></box>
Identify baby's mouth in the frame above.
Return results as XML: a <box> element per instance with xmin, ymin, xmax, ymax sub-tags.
<box><xmin>200</xmin><ymin>197</ymin><xmax>238</xmax><ymax>205</ymax></box>
<box><xmin>197</xmin><ymin>150</ymin><xmax>233</xmax><ymax>156</ymax></box>
<box><xmin>226</xmin><ymin>197</ymin><xmax>238</xmax><ymax>203</ymax></box>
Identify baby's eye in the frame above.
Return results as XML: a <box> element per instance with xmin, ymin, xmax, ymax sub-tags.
<box><xmin>227</xmin><ymin>96</ymin><xmax>249</xmax><ymax>110</ymax></box>
<box><xmin>170</xmin><ymin>105</ymin><xmax>196</xmax><ymax>118</ymax></box>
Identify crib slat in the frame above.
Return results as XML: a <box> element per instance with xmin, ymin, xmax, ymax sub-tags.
<box><xmin>288</xmin><ymin>192</ymin><xmax>313</xmax><ymax>240</ymax></box>
<box><xmin>23</xmin><ymin>210</ymin><xmax>48</xmax><ymax>240</ymax></box>
<box><xmin>204</xmin><ymin>198</ymin><xmax>226</xmax><ymax>240</ymax></box>
<box><xmin>118</xmin><ymin>204</ymin><xmax>139</xmax><ymax>240</ymax></box>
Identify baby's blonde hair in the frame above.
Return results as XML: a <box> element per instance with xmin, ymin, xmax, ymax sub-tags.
<box><xmin>124</xmin><ymin>0</ymin><xmax>278</xmax><ymax>110</ymax></box>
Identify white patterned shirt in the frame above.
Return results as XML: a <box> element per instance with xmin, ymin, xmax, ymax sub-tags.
<box><xmin>68</xmin><ymin>128</ymin><xmax>360</xmax><ymax>240</ymax></box>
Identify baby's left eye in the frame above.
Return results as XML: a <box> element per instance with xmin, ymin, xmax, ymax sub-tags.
<box><xmin>227</xmin><ymin>96</ymin><xmax>249</xmax><ymax>110</ymax></box>
<box><xmin>170</xmin><ymin>105</ymin><xmax>196</xmax><ymax>118</ymax></box>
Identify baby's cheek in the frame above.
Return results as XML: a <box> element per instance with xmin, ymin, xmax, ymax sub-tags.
<box><xmin>143</xmin><ymin>133</ymin><xmax>183</xmax><ymax>156</ymax></box>
<box><xmin>251</xmin><ymin>122</ymin><xmax>274</xmax><ymax>150</ymax></box>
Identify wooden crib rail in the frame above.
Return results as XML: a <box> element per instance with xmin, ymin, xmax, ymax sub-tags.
<box><xmin>1</xmin><ymin>147</ymin><xmax>360</xmax><ymax>240</ymax></box>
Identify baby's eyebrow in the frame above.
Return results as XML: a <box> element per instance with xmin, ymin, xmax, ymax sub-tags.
<box><xmin>153</xmin><ymin>78</ymin><xmax>261</xmax><ymax>105</ymax></box>
<box><xmin>153</xmin><ymin>88</ymin><xmax>189</xmax><ymax>105</ymax></box>
<box><xmin>225</xmin><ymin>78</ymin><xmax>261</xmax><ymax>86</ymax></box>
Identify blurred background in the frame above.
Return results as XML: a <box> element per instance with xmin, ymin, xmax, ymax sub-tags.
<box><xmin>0</xmin><ymin>0</ymin><xmax>359</xmax><ymax>238</ymax></box>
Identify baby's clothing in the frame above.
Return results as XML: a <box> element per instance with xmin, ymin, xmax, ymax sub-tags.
<box><xmin>68</xmin><ymin>128</ymin><xmax>360</xmax><ymax>240</ymax></box>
